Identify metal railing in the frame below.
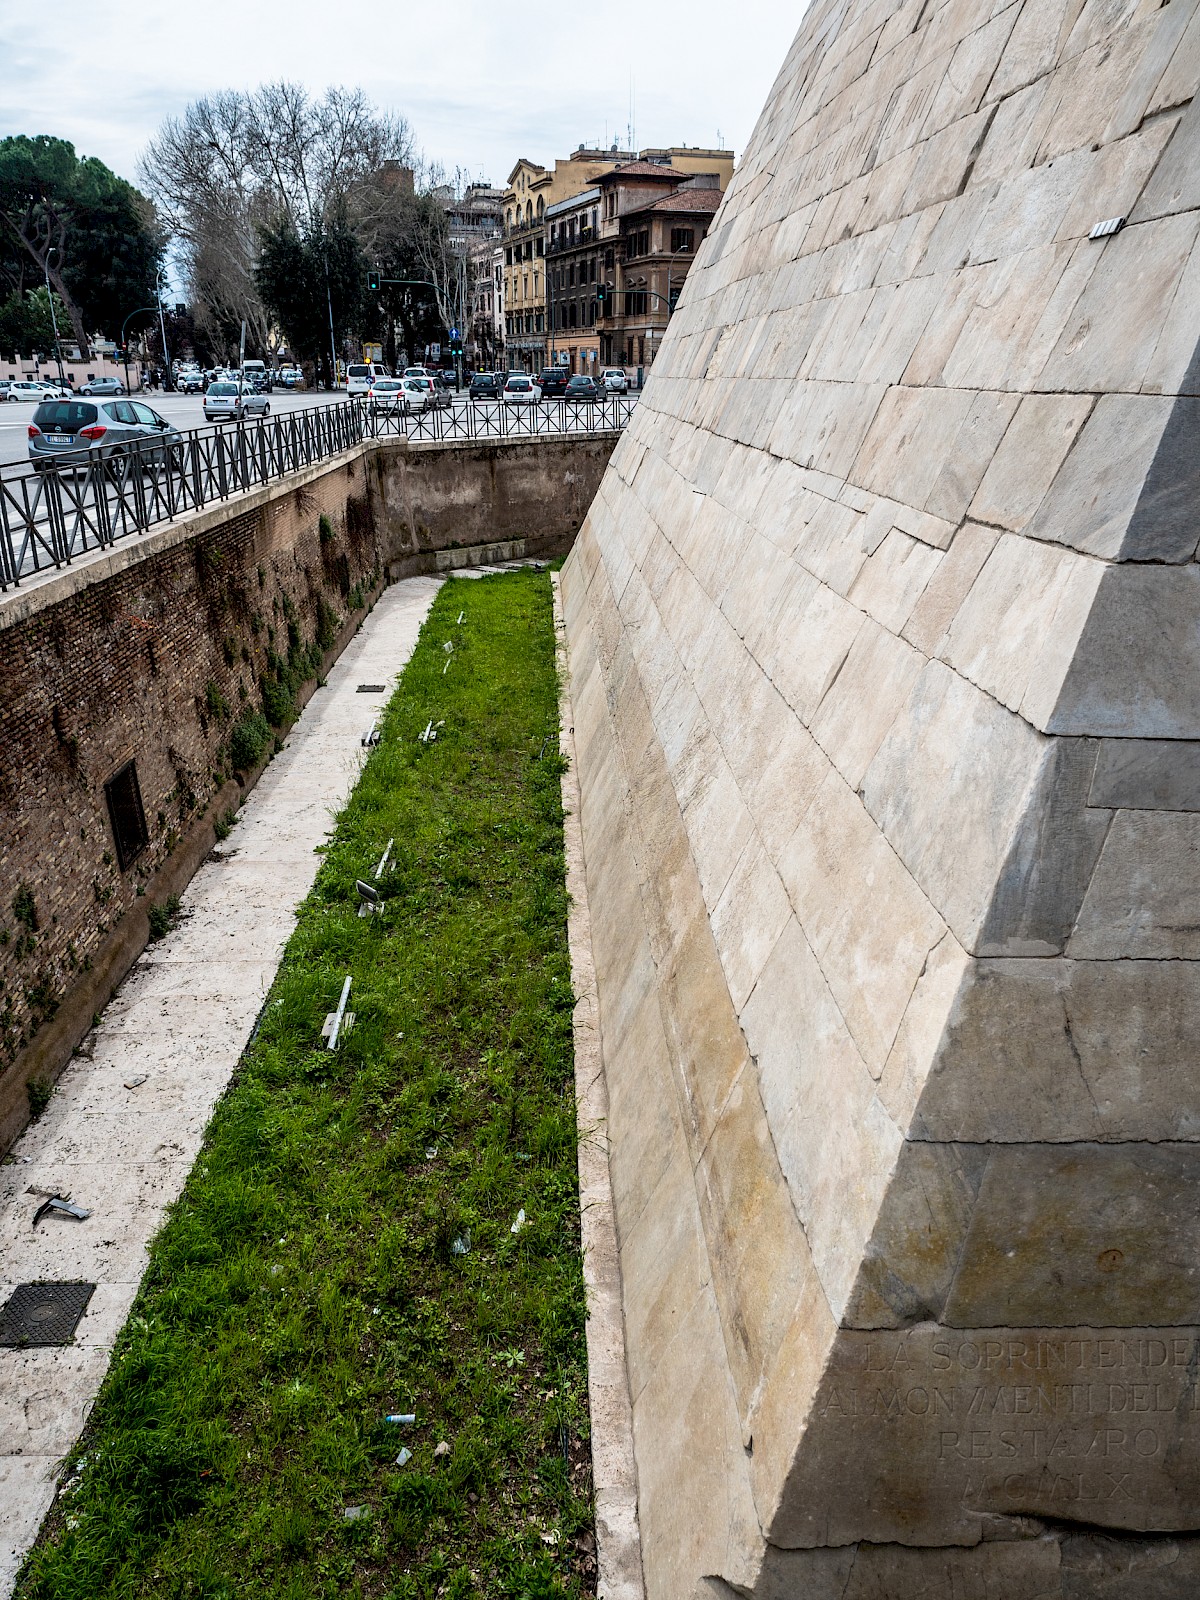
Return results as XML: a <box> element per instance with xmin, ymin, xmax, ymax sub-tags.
<box><xmin>0</xmin><ymin>396</ymin><xmax>635</xmax><ymax>591</ymax></box>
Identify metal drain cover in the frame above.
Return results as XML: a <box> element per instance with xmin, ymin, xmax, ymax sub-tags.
<box><xmin>0</xmin><ymin>1282</ymin><xmax>95</xmax><ymax>1347</ymax></box>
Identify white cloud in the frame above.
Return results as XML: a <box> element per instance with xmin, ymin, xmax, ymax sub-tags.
<box><xmin>0</xmin><ymin>0</ymin><xmax>804</xmax><ymax>187</ymax></box>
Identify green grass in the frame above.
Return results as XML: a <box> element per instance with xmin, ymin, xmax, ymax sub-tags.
<box><xmin>21</xmin><ymin>570</ymin><xmax>593</xmax><ymax>1600</ymax></box>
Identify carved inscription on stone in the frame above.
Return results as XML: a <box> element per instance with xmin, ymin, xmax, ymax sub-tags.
<box><xmin>777</xmin><ymin>1328</ymin><xmax>1200</xmax><ymax>1548</ymax></box>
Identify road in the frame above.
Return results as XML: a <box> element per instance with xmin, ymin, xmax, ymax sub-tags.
<box><xmin>0</xmin><ymin>388</ymin><xmax>352</xmax><ymax>469</ymax></box>
<box><xmin>0</xmin><ymin>384</ymin><xmax>637</xmax><ymax>470</ymax></box>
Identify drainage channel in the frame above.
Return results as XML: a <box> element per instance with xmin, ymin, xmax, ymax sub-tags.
<box><xmin>0</xmin><ymin>575</ymin><xmax>442</xmax><ymax>1596</ymax></box>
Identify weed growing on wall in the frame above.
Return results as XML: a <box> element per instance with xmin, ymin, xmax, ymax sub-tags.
<box><xmin>21</xmin><ymin>571</ymin><xmax>594</xmax><ymax>1600</ymax></box>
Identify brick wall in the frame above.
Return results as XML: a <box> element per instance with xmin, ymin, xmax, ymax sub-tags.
<box><xmin>0</xmin><ymin>452</ymin><xmax>382</xmax><ymax>1147</ymax></box>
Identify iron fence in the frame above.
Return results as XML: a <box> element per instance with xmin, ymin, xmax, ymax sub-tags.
<box><xmin>0</xmin><ymin>396</ymin><xmax>635</xmax><ymax>591</ymax></box>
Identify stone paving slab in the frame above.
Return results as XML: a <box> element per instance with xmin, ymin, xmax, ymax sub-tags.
<box><xmin>0</xmin><ymin>575</ymin><xmax>441</xmax><ymax>1597</ymax></box>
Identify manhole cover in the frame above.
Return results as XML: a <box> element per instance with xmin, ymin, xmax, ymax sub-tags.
<box><xmin>0</xmin><ymin>1282</ymin><xmax>95</xmax><ymax>1347</ymax></box>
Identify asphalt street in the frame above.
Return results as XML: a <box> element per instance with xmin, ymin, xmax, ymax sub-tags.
<box><xmin>0</xmin><ymin>388</ymin><xmax>474</xmax><ymax>470</ymax></box>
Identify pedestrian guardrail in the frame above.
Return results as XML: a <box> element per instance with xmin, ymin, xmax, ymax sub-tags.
<box><xmin>0</xmin><ymin>396</ymin><xmax>635</xmax><ymax>591</ymax></box>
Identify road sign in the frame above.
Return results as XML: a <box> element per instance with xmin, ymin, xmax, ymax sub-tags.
<box><xmin>430</xmin><ymin>342</ymin><xmax>442</xmax><ymax>359</ymax></box>
<box><xmin>449</xmin><ymin>328</ymin><xmax>459</xmax><ymax>341</ymax></box>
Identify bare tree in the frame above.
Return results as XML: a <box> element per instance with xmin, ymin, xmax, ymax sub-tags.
<box><xmin>140</xmin><ymin>83</ymin><xmax>417</xmax><ymax>355</ymax></box>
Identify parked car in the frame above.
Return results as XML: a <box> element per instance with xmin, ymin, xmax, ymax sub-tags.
<box><xmin>78</xmin><ymin>377</ymin><xmax>125</xmax><ymax>397</ymax></box>
<box><xmin>367</xmin><ymin>377</ymin><xmax>427</xmax><ymax>415</ymax></box>
<box><xmin>7</xmin><ymin>380</ymin><xmax>69</xmax><ymax>403</ymax></box>
<box><xmin>565</xmin><ymin>374</ymin><xmax>602</xmax><ymax>402</ymax></box>
<box><xmin>538</xmin><ymin>368</ymin><xmax>570</xmax><ymax>398</ymax></box>
<box><xmin>277</xmin><ymin>366</ymin><xmax>304</xmax><ymax>389</ymax></box>
<box><xmin>600</xmin><ymin>367</ymin><xmax>629</xmax><ymax>393</ymax></box>
<box><xmin>404</xmin><ymin>374</ymin><xmax>450</xmax><ymax>411</ymax></box>
<box><xmin>203</xmin><ymin>381</ymin><xmax>271</xmax><ymax>422</ymax></box>
<box><xmin>469</xmin><ymin>372</ymin><xmax>500</xmax><ymax>400</ymax></box>
<box><xmin>502</xmin><ymin>374</ymin><xmax>542</xmax><ymax>405</ymax></box>
<box><xmin>27</xmin><ymin>397</ymin><xmax>181</xmax><ymax>470</ymax></box>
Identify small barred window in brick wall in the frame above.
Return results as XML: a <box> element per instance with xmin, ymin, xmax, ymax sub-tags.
<box><xmin>104</xmin><ymin>760</ymin><xmax>149</xmax><ymax>871</ymax></box>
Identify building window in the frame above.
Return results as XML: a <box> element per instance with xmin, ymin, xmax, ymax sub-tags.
<box><xmin>605</xmin><ymin>248</ymin><xmax>614</xmax><ymax>269</ymax></box>
<box><xmin>671</xmin><ymin>228</ymin><xmax>695</xmax><ymax>253</ymax></box>
<box><xmin>105</xmin><ymin>758</ymin><xmax>149</xmax><ymax>871</ymax></box>
<box><xmin>569</xmin><ymin>303</ymin><xmax>577</xmax><ymax>328</ymax></box>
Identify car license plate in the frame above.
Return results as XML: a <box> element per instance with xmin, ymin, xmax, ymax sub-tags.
<box><xmin>49</xmin><ymin>435</ymin><xmax>72</xmax><ymax>445</ymax></box>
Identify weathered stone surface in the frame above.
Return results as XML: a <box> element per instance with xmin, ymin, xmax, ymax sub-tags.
<box><xmin>559</xmin><ymin>0</ymin><xmax>1200</xmax><ymax>1593</ymax></box>
<box><xmin>1089</xmin><ymin>738</ymin><xmax>1200</xmax><ymax>811</ymax></box>
<box><xmin>775</xmin><ymin>1325</ymin><xmax>1200</xmax><ymax>1547</ymax></box>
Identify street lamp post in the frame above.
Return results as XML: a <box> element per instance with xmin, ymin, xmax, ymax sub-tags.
<box><xmin>44</xmin><ymin>246</ymin><xmax>67</xmax><ymax>388</ymax></box>
<box><xmin>121</xmin><ymin>305</ymin><xmax>159</xmax><ymax>394</ymax></box>
<box><xmin>156</xmin><ymin>270</ymin><xmax>173</xmax><ymax>391</ymax></box>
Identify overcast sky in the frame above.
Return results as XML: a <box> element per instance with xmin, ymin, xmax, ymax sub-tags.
<box><xmin>0</xmin><ymin>1</ymin><xmax>802</xmax><ymax>190</ymax></box>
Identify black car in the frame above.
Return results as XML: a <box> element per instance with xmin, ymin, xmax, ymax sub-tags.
<box><xmin>469</xmin><ymin>373</ymin><xmax>500</xmax><ymax>400</ymax></box>
<box><xmin>565</xmin><ymin>375</ymin><xmax>602</xmax><ymax>401</ymax></box>
<box><xmin>539</xmin><ymin>368</ymin><xmax>570</xmax><ymax>399</ymax></box>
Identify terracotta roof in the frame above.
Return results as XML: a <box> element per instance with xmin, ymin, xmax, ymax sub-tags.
<box><xmin>625</xmin><ymin>187</ymin><xmax>723</xmax><ymax>217</ymax></box>
<box><xmin>597</xmin><ymin>160</ymin><xmax>686</xmax><ymax>182</ymax></box>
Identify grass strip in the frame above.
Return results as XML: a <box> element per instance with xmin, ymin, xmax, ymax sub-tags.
<box><xmin>21</xmin><ymin>569</ymin><xmax>595</xmax><ymax>1600</ymax></box>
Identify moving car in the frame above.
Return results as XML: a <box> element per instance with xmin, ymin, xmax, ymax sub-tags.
<box><xmin>538</xmin><ymin>368</ymin><xmax>570</xmax><ymax>398</ymax></box>
<box><xmin>565</xmin><ymin>374</ymin><xmax>602</xmax><ymax>402</ymax></box>
<box><xmin>346</xmin><ymin>362</ymin><xmax>387</xmax><ymax>396</ymax></box>
<box><xmin>600</xmin><ymin>368</ymin><xmax>629</xmax><ymax>393</ymax></box>
<box><xmin>468</xmin><ymin>372</ymin><xmax>500</xmax><ymax>400</ymax></box>
<box><xmin>403</xmin><ymin>374</ymin><xmax>450</xmax><ymax>411</ymax></box>
<box><xmin>177</xmin><ymin>371</ymin><xmax>205</xmax><ymax>394</ymax></box>
<box><xmin>78</xmin><ymin>377</ymin><xmax>125</xmax><ymax>397</ymax></box>
<box><xmin>241</xmin><ymin>359</ymin><xmax>272</xmax><ymax>392</ymax></box>
<box><xmin>501</xmin><ymin>374</ymin><xmax>541</xmax><ymax>405</ymax></box>
<box><xmin>203</xmin><ymin>381</ymin><xmax>271</xmax><ymax>422</ymax></box>
<box><xmin>367</xmin><ymin>377</ymin><xmax>428</xmax><ymax>415</ymax></box>
<box><xmin>27</xmin><ymin>397</ymin><xmax>181</xmax><ymax>470</ymax></box>
<box><xmin>7</xmin><ymin>380</ymin><xmax>70</xmax><ymax>403</ymax></box>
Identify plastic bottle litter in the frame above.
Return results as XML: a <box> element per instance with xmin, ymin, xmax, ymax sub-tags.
<box><xmin>343</xmin><ymin>1504</ymin><xmax>369</xmax><ymax>1521</ymax></box>
<box><xmin>385</xmin><ymin>1413</ymin><xmax>416</xmax><ymax>1425</ymax></box>
<box><xmin>510</xmin><ymin>1208</ymin><xmax>527</xmax><ymax>1235</ymax></box>
<box><xmin>395</xmin><ymin>1447</ymin><xmax>413</xmax><ymax>1467</ymax></box>
<box><xmin>451</xmin><ymin>1232</ymin><xmax>471</xmax><ymax>1256</ymax></box>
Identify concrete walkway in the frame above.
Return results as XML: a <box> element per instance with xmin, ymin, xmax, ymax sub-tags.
<box><xmin>0</xmin><ymin>575</ymin><xmax>442</xmax><ymax>1596</ymax></box>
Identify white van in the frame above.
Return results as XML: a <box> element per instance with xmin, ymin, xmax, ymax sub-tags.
<box><xmin>346</xmin><ymin>362</ymin><xmax>388</xmax><ymax>396</ymax></box>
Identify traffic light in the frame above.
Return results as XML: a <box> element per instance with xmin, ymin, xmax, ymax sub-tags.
<box><xmin>368</xmin><ymin>268</ymin><xmax>380</xmax><ymax>292</ymax></box>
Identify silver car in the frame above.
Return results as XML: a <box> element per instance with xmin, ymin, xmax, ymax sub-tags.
<box><xmin>79</xmin><ymin>377</ymin><xmax>125</xmax><ymax>396</ymax></box>
<box><xmin>27</xmin><ymin>397</ymin><xmax>181</xmax><ymax>471</ymax></box>
<box><xmin>203</xmin><ymin>381</ymin><xmax>271</xmax><ymax>422</ymax></box>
